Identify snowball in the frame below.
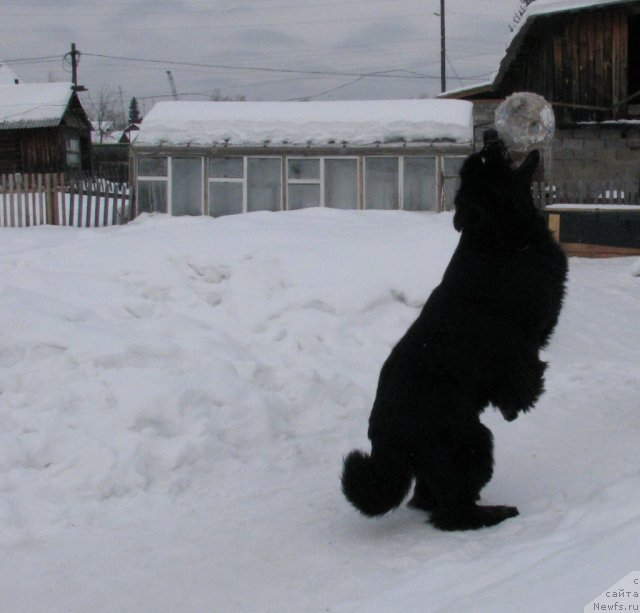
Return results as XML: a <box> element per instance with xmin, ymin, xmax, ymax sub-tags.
<box><xmin>495</xmin><ymin>92</ymin><xmax>555</xmax><ymax>152</ymax></box>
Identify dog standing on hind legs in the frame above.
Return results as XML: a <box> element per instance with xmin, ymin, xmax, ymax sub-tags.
<box><xmin>341</xmin><ymin>133</ymin><xmax>567</xmax><ymax>531</ymax></box>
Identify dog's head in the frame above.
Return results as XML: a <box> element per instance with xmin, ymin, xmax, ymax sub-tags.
<box><xmin>453</xmin><ymin>132</ymin><xmax>539</xmax><ymax>233</ymax></box>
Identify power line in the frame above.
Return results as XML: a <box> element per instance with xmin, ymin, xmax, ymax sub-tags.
<box><xmin>3</xmin><ymin>55</ymin><xmax>61</xmax><ymax>64</ymax></box>
<box><xmin>81</xmin><ymin>52</ymin><xmax>444</xmax><ymax>81</ymax></box>
<box><xmin>0</xmin><ymin>0</ymin><xmax>413</xmax><ymax>11</ymax></box>
<box><xmin>0</xmin><ymin>10</ymin><xmax>435</xmax><ymax>33</ymax></box>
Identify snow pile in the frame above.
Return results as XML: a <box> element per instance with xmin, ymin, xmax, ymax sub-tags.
<box><xmin>0</xmin><ymin>82</ymin><xmax>74</xmax><ymax>128</ymax></box>
<box><xmin>495</xmin><ymin>92</ymin><xmax>555</xmax><ymax>152</ymax></box>
<box><xmin>135</xmin><ymin>99</ymin><xmax>474</xmax><ymax>147</ymax></box>
<box><xmin>0</xmin><ymin>209</ymin><xmax>639</xmax><ymax>611</ymax></box>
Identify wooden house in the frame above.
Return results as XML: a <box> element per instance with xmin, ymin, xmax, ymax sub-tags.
<box><xmin>442</xmin><ymin>0</ymin><xmax>640</xmax><ymax>185</ymax></box>
<box><xmin>442</xmin><ymin>0</ymin><xmax>640</xmax><ymax>255</ymax></box>
<box><xmin>0</xmin><ymin>82</ymin><xmax>92</xmax><ymax>174</ymax></box>
<box><xmin>130</xmin><ymin>99</ymin><xmax>473</xmax><ymax>217</ymax></box>
<box><xmin>497</xmin><ymin>0</ymin><xmax>640</xmax><ymax>124</ymax></box>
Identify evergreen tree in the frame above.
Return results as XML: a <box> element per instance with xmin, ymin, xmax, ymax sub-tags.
<box><xmin>128</xmin><ymin>97</ymin><xmax>142</xmax><ymax>125</ymax></box>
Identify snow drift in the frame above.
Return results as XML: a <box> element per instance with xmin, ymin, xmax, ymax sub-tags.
<box><xmin>0</xmin><ymin>209</ymin><xmax>639</xmax><ymax>612</ymax></box>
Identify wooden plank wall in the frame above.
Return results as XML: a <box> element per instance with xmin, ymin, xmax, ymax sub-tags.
<box><xmin>19</xmin><ymin>128</ymin><xmax>64</xmax><ymax>173</ymax></box>
<box><xmin>0</xmin><ymin>132</ymin><xmax>21</xmax><ymax>173</ymax></box>
<box><xmin>501</xmin><ymin>7</ymin><xmax>630</xmax><ymax>122</ymax></box>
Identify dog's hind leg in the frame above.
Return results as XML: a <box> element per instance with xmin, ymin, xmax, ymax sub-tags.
<box><xmin>408</xmin><ymin>478</ymin><xmax>481</xmax><ymax>512</ymax></box>
<box><xmin>422</xmin><ymin>421</ymin><xmax>519</xmax><ymax>531</ymax></box>
<box><xmin>407</xmin><ymin>478</ymin><xmax>437</xmax><ymax>512</ymax></box>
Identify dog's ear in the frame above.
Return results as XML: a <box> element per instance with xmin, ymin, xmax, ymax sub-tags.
<box><xmin>516</xmin><ymin>149</ymin><xmax>540</xmax><ymax>184</ymax></box>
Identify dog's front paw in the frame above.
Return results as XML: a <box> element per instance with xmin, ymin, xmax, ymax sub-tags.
<box><xmin>499</xmin><ymin>406</ymin><xmax>519</xmax><ymax>422</ymax></box>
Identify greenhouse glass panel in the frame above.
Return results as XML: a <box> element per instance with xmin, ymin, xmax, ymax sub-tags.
<box><xmin>288</xmin><ymin>184</ymin><xmax>320</xmax><ymax>209</ymax></box>
<box><xmin>172</xmin><ymin>158</ymin><xmax>203</xmax><ymax>216</ymax></box>
<box><xmin>138</xmin><ymin>181</ymin><xmax>167</xmax><ymax>213</ymax></box>
<box><xmin>138</xmin><ymin>157</ymin><xmax>168</xmax><ymax>177</ymax></box>
<box><xmin>324</xmin><ymin>159</ymin><xmax>358</xmax><ymax>209</ymax></box>
<box><xmin>365</xmin><ymin>157</ymin><xmax>398</xmax><ymax>210</ymax></box>
<box><xmin>442</xmin><ymin>157</ymin><xmax>465</xmax><ymax>211</ymax></box>
<box><xmin>247</xmin><ymin>158</ymin><xmax>282</xmax><ymax>212</ymax></box>
<box><xmin>209</xmin><ymin>157</ymin><xmax>244</xmax><ymax>179</ymax></box>
<box><xmin>403</xmin><ymin>157</ymin><xmax>436</xmax><ymax>211</ymax></box>
<box><xmin>288</xmin><ymin>158</ymin><xmax>320</xmax><ymax>181</ymax></box>
<box><xmin>209</xmin><ymin>182</ymin><xmax>243</xmax><ymax>217</ymax></box>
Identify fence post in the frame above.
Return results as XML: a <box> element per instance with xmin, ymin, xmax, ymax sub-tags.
<box><xmin>58</xmin><ymin>173</ymin><xmax>65</xmax><ymax>225</ymax></box>
<box><xmin>85</xmin><ymin>176</ymin><xmax>93</xmax><ymax>227</ymax></box>
<box><xmin>45</xmin><ymin>173</ymin><xmax>56</xmax><ymax>225</ymax></box>
<box><xmin>24</xmin><ymin>174</ymin><xmax>31</xmax><ymax>227</ymax></box>
<box><xmin>0</xmin><ymin>174</ymin><xmax>4</xmax><ymax>226</ymax></box>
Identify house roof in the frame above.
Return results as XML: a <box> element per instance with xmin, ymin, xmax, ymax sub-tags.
<box><xmin>134</xmin><ymin>99</ymin><xmax>474</xmax><ymax>148</ymax></box>
<box><xmin>512</xmin><ymin>0</ymin><xmax>633</xmax><ymax>24</ymax></box>
<box><xmin>438</xmin><ymin>82</ymin><xmax>496</xmax><ymax>100</ymax></box>
<box><xmin>495</xmin><ymin>0</ymin><xmax>638</xmax><ymax>91</ymax></box>
<box><xmin>0</xmin><ymin>82</ymin><xmax>82</xmax><ymax>130</ymax></box>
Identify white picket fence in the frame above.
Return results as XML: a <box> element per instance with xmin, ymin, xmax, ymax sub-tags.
<box><xmin>0</xmin><ymin>173</ymin><xmax>130</xmax><ymax>228</ymax></box>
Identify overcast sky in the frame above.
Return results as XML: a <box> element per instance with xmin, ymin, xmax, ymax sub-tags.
<box><xmin>1</xmin><ymin>0</ymin><xmax>523</xmax><ymax>119</ymax></box>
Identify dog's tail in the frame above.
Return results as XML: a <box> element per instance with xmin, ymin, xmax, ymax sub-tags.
<box><xmin>341</xmin><ymin>443</ymin><xmax>412</xmax><ymax>517</ymax></box>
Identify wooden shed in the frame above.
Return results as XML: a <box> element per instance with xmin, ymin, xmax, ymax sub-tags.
<box><xmin>495</xmin><ymin>0</ymin><xmax>640</xmax><ymax>124</ymax></box>
<box><xmin>442</xmin><ymin>0</ymin><xmax>640</xmax><ymax>188</ymax></box>
<box><xmin>130</xmin><ymin>99</ymin><xmax>474</xmax><ymax>217</ymax></box>
<box><xmin>441</xmin><ymin>0</ymin><xmax>640</xmax><ymax>256</ymax></box>
<box><xmin>0</xmin><ymin>82</ymin><xmax>92</xmax><ymax>173</ymax></box>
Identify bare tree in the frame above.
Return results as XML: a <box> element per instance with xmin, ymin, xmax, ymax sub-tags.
<box><xmin>87</xmin><ymin>87</ymin><xmax>121</xmax><ymax>143</ymax></box>
<box><xmin>209</xmin><ymin>88</ymin><xmax>246</xmax><ymax>102</ymax></box>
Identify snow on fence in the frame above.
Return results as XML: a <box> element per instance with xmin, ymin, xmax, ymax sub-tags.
<box><xmin>0</xmin><ymin>173</ymin><xmax>130</xmax><ymax>228</ymax></box>
<box><xmin>533</xmin><ymin>180</ymin><xmax>640</xmax><ymax>207</ymax></box>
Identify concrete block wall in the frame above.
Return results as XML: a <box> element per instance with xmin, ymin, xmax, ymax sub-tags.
<box><xmin>552</xmin><ymin>124</ymin><xmax>640</xmax><ymax>183</ymax></box>
<box><xmin>470</xmin><ymin>102</ymin><xmax>640</xmax><ymax>185</ymax></box>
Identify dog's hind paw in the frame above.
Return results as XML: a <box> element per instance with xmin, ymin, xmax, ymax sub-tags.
<box><xmin>430</xmin><ymin>504</ymin><xmax>519</xmax><ymax>531</ymax></box>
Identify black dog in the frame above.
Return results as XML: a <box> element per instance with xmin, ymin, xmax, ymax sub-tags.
<box><xmin>341</xmin><ymin>134</ymin><xmax>567</xmax><ymax>531</ymax></box>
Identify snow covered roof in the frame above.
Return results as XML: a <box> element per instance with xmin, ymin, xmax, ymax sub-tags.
<box><xmin>438</xmin><ymin>82</ymin><xmax>496</xmax><ymax>100</ymax></box>
<box><xmin>0</xmin><ymin>82</ymin><xmax>77</xmax><ymax>130</ymax></box>
<box><xmin>0</xmin><ymin>61</ymin><xmax>19</xmax><ymax>86</ymax></box>
<box><xmin>134</xmin><ymin>99</ymin><xmax>474</xmax><ymax>148</ymax></box>
<box><xmin>513</xmin><ymin>0</ymin><xmax>632</xmax><ymax>27</ymax></box>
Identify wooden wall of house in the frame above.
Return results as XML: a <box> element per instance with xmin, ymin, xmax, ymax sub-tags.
<box><xmin>0</xmin><ymin>126</ymin><xmax>92</xmax><ymax>173</ymax></box>
<box><xmin>499</xmin><ymin>7</ymin><xmax>635</xmax><ymax>123</ymax></box>
<box><xmin>0</xmin><ymin>131</ymin><xmax>20</xmax><ymax>173</ymax></box>
<box><xmin>19</xmin><ymin>128</ymin><xmax>65</xmax><ymax>172</ymax></box>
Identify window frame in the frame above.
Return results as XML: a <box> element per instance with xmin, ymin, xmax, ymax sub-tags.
<box><xmin>286</xmin><ymin>157</ymin><xmax>322</xmax><ymax>210</ymax></box>
<box><xmin>246</xmin><ymin>156</ymin><xmax>283</xmax><ymax>213</ymax></box>
<box><xmin>208</xmin><ymin>156</ymin><xmax>247</xmax><ymax>216</ymax></box>
<box><xmin>136</xmin><ymin>155</ymin><xmax>169</xmax><ymax>214</ymax></box>
<box><xmin>285</xmin><ymin>156</ymin><xmax>360</xmax><ymax>210</ymax></box>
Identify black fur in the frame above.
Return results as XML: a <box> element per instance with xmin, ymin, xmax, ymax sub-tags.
<box><xmin>342</xmin><ymin>137</ymin><xmax>568</xmax><ymax>531</ymax></box>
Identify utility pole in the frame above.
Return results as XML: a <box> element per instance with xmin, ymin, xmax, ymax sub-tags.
<box><xmin>69</xmin><ymin>43</ymin><xmax>86</xmax><ymax>92</ymax></box>
<box><xmin>166</xmin><ymin>70</ymin><xmax>179</xmax><ymax>100</ymax></box>
<box><xmin>440</xmin><ymin>0</ymin><xmax>446</xmax><ymax>93</ymax></box>
<box><xmin>118</xmin><ymin>86</ymin><xmax>126</xmax><ymax>127</ymax></box>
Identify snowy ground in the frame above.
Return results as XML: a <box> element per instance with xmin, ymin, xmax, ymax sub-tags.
<box><xmin>0</xmin><ymin>209</ymin><xmax>638</xmax><ymax>612</ymax></box>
